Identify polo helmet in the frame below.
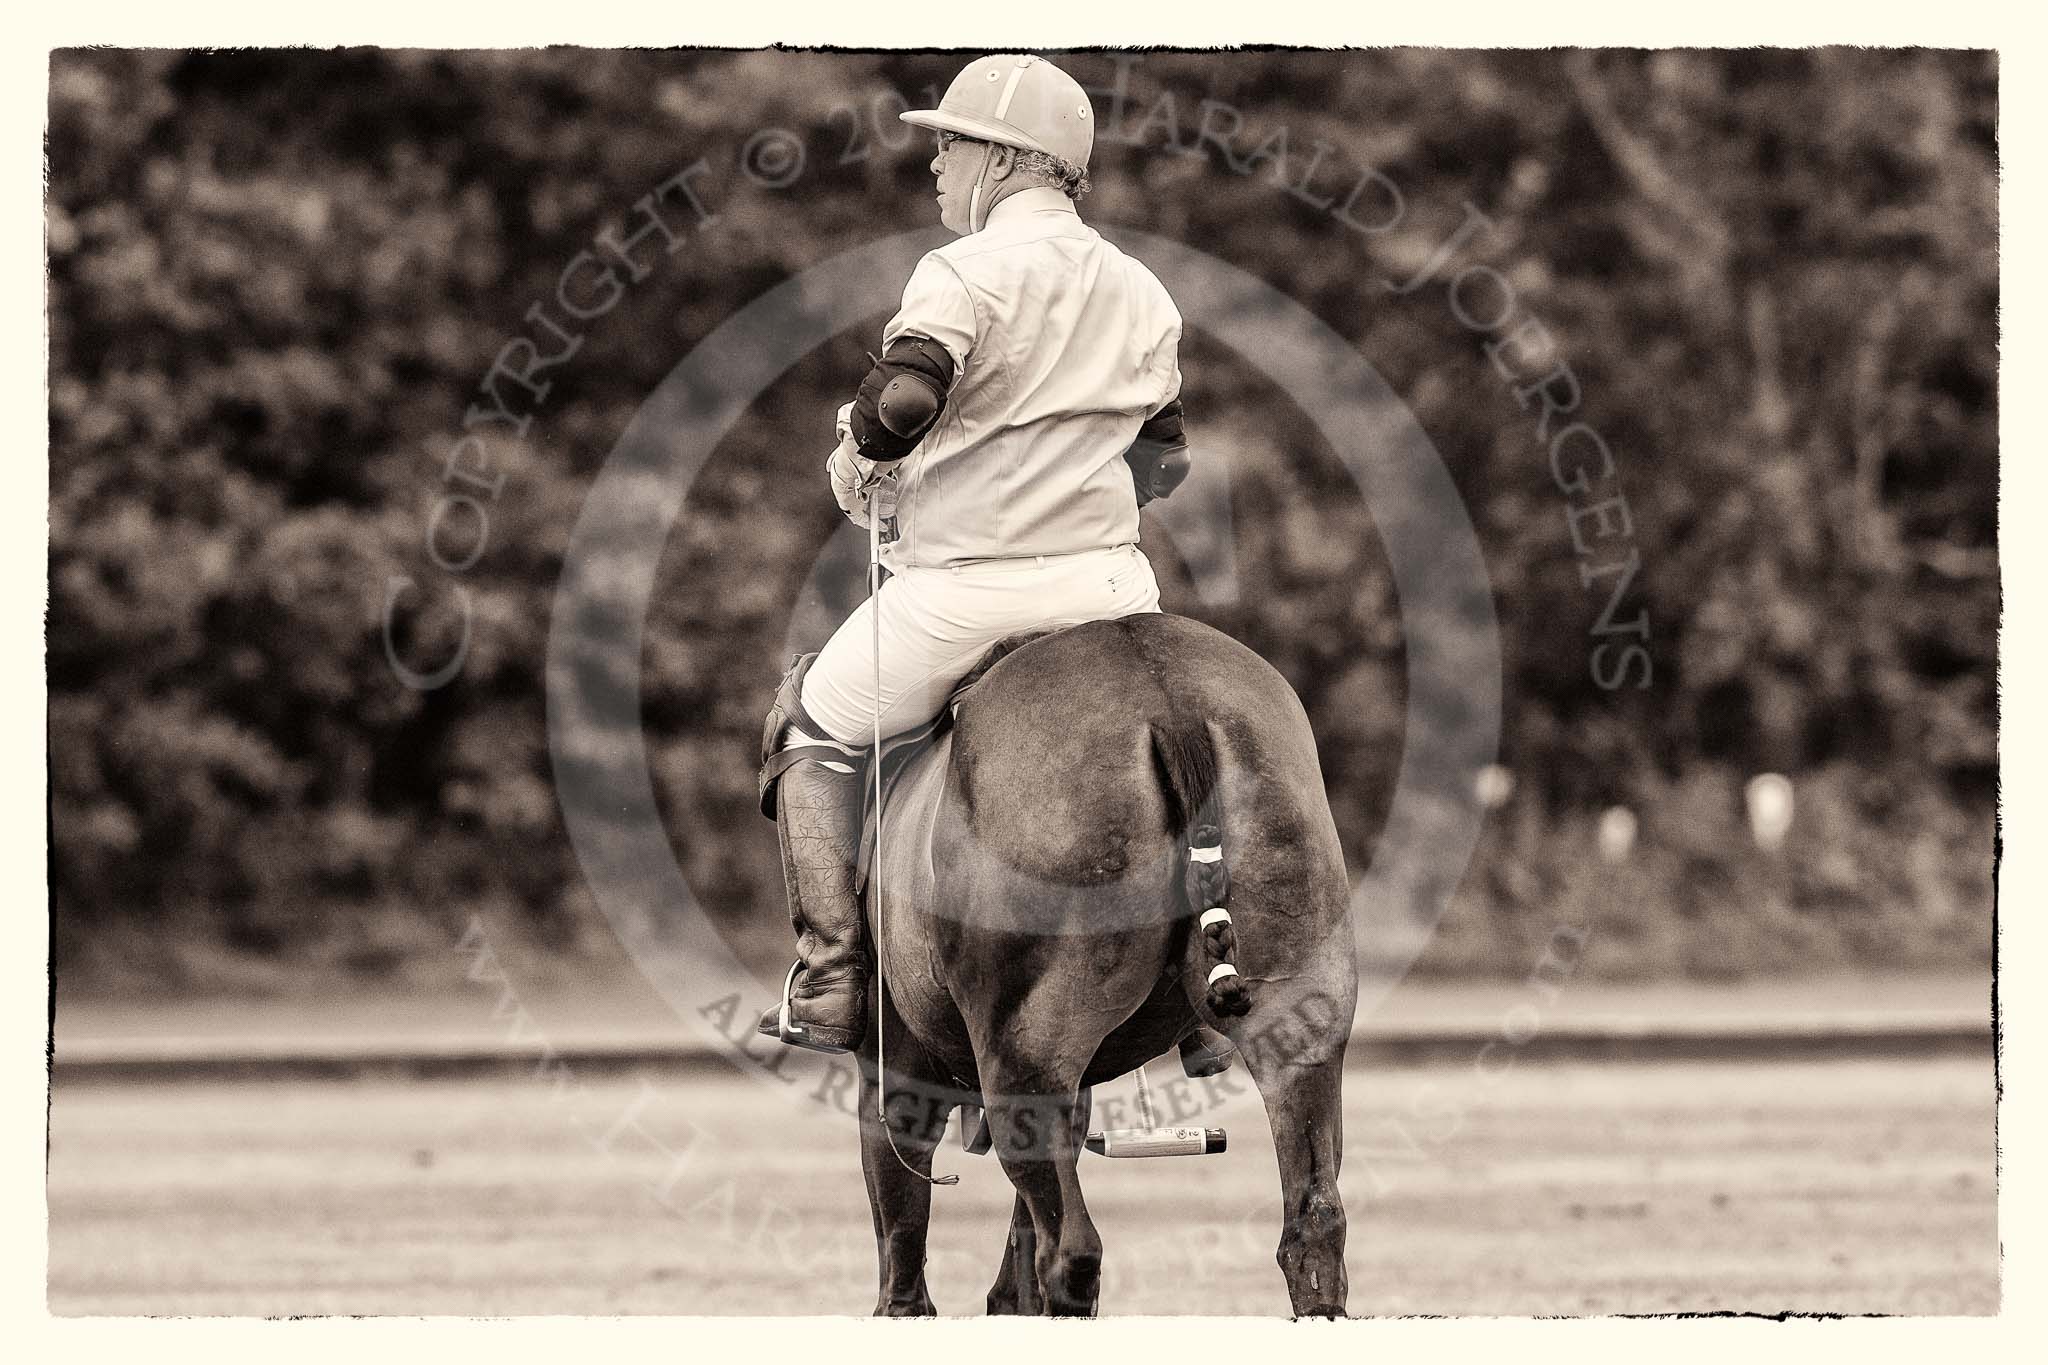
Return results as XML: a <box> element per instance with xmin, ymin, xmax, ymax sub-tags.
<box><xmin>899</xmin><ymin>54</ymin><xmax>1095</xmax><ymax>171</ymax></box>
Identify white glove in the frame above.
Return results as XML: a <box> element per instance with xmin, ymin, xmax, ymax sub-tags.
<box><xmin>828</xmin><ymin>434</ymin><xmax>889</xmax><ymax>530</ymax></box>
<box><xmin>827</xmin><ymin>401</ymin><xmax>901</xmax><ymax>531</ymax></box>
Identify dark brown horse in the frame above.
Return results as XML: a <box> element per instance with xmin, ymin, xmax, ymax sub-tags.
<box><xmin>851</xmin><ymin>612</ymin><xmax>1356</xmax><ymax>1317</ymax></box>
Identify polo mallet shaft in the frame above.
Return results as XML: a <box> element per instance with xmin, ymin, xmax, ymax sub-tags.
<box><xmin>866</xmin><ymin>480</ymin><xmax>955</xmax><ymax>1188</ymax></box>
<box><xmin>1134</xmin><ymin>1062</ymin><xmax>1159</xmax><ymax>1130</ymax></box>
<box><xmin>870</xmin><ymin>503</ymin><xmax>884</xmax><ymax>1131</ymax></box>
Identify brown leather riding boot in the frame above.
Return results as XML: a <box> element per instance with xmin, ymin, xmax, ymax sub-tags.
<box><xmin>757</xmin><ymin>755</ymin><xmax>870</xmax><ymax>1054</ymax></box>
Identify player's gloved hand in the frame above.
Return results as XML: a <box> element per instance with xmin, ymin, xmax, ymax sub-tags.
<box><xmin>835</xmin><ymin>401</ymin><xmax>855</xmax><ymax>445</ymax></box>
<box><xmin>827</xmin><ymin>434</ymin><xmax>882</xmax><ymax>529</ymax></box>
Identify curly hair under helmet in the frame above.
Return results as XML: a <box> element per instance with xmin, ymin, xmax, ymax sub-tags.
<box><xmin>939</xmin><ymin>131</ymin><xmax>1091</xmax><ymax>202</ymax></box>
<box><xmin>1008</xmin><ymin>147</ymin><xmax>1091</xmax><ymax>200</ymax></box>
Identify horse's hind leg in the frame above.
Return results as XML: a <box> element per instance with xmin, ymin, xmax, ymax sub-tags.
<box><xmin>981</xmin><ymin>1061</ymin><xmax>1101</xmax><ymax>1316</ymax></box>
<box><xmin>1184</xmin><ymin>713</ymin><xmax>1357</xmax><ymax>1317</ymax></box>
<box><xmin>985</xmin><ymin>1086</ymin><xmax>1087</xmax><ymax>1314</ymax></box>
<box><xmin>856</xmin><ymin>998</ymin><xmax>947</xmax><ymax>1316</ymax></box>
<box><xmin>1237</xmin><ymin>960</ymin><xmax>1353</xmax><ymax>1318</ymax></box>
<box><xmin>984</xmin><ymin>1195</ymin><xmax>1039</xmax><ymax>1315</ymax></box>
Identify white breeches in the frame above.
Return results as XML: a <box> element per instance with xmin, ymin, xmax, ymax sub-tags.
<box><xmin>798</xmin><ymin>542</ymin><xmax>1161</xmax><ymax>748</ymax></box>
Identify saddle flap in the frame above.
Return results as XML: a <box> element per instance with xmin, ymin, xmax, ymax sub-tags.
<box><xmin>853</xmin><ymin>718</ymin><xmax>944</xmax><ymax>896</ymax></box>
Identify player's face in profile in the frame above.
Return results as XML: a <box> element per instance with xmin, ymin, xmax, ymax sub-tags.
<box><xmin>930</xmin><ymin>133</ymin><xmax>981</xmax><ymax>235</ymax></box>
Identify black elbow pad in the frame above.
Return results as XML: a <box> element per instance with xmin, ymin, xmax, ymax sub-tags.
<box><xmin>852</xmin><ymin>335</ymin><xmax>955</xmax><ymax>461</ymax></box>
<box><xmin>1123</xmin><ymin>398</ymin><xmax>1191</xmax><ymax>505</ymax></box>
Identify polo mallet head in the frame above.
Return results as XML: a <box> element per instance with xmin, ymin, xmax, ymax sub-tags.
<box><xmin>1085</xmin><ymin>1063</ymin><xmax>1227</xmax><ymax>1156</ymax></box>
<box><xmin>1084</xmin><ymin>1126</ymin><xmax>1228</xmax><ymax>1158</ymax></box>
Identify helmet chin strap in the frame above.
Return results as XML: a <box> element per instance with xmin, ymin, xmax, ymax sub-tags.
<box><xmin>967</xmin><ymin>141</ymin><xmax>996</xmax><ymax>233</ymax></box>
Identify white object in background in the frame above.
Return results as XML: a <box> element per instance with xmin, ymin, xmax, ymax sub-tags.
<box><xmin>1746</xmin><ymin>773</ymin><xmax>1795</xmax><ymax>851</ymax></box>
<box><xmin>1597</xmin><ymin>806</ymin><xmax>1637</xmax><ymax>863</ymax></box>
<box><xmin>1474</xmin><ymin>763</ymin><xmax>1516</xmax><ymax>810</ymax></box>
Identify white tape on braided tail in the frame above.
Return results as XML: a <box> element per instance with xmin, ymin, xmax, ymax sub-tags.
<box><xmin>1189</xmin><ymin>831</ymin><xmax>1248</xmax><ymax>1016</ymax></box>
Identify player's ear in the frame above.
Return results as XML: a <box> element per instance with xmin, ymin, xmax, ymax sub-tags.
<box><xmin>987</xmin><ymin>143</ymin><xmax>1016</xmax><ymax>180</ymax></box>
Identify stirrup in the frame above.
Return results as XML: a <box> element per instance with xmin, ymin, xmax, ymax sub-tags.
<box><xmin>774</xmin><ymin>960</ymin><xmax>806</xmax><ymax>1043</ymax></box>
<box><xmin>761</xmin><ymin>960</ymin><xmax>861</xmax><ymax>1054</ymax></box>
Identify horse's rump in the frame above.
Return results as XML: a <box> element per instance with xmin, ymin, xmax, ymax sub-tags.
<box><xmin>947</xmin><ymin>613</ymin><xmax>1334</xmax><ymax>876</ymax></box>
<box><xmin>921</xmin><ymin>614</ymin><xmax>1348</xmax><ymax>1000</ymax></box>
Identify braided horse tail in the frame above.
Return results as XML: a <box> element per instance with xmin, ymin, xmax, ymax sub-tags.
<box><xmin>1148</xmin><ymin>721</ymin><xmax>1251</xmax><ymax>1017</ymax></box>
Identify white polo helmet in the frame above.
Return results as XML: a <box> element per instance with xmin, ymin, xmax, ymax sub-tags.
<box><xmin>899</xmin><ymin>54</ymin><xmax>1095</xmax><ymax>171</ymax></box>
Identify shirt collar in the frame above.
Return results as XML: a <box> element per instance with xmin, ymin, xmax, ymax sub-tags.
<box><xmin>984</xmin><ymin>184</ymin><xmax>1080</xmax><ymax>228</ymax></box>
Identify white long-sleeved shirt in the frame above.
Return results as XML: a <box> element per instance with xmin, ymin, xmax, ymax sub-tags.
<box><xmin>872</xmin><ymin>186</ymin><xmax>1184</xmax><ymax>570</ymax></box>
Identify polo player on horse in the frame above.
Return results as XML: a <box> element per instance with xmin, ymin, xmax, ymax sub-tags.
<box><xmin>757</xmin><ymin>54</ymin><xmax>1195</xmax><ymax>1054</ymax></box>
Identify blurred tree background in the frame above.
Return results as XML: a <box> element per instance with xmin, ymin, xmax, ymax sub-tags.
<box><xmin>46</xmin><ymin>49</ymin><xmax>1996</xmax><ymax>993</ymax></box>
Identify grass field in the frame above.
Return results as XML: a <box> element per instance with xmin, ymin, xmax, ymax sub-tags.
<box><xmin>47</xmin><ymin>1053</ymin><xmax>1996</xmax><ymax>1316</ymax></box>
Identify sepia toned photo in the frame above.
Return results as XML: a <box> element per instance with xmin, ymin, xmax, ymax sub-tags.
<box><xmin>44</xmin><ymin>46</ymin><xmax>1997</xmax><ymax>1318</ymax></box>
